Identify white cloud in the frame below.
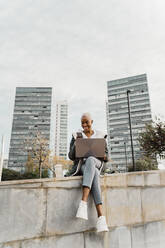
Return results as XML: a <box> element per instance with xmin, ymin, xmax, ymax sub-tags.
<box><xmin>0</xmin><ymin>0</ymin><xmax>165</xmax><ymax>156</ymax></box>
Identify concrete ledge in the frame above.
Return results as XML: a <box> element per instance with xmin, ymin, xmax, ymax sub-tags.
<box><xmin>0</xmin><ymin>176</ymin><xmax>83</xmax><ymax>187</ymax></box>
<box><xmin>1</xmin><ymin>170</ymin><xmax>165</xmax><ymax>247</ymax></box>
<box><xmin>1</xmin><ymin>170</ymin><xmax>164</xmax><ymax>188</ymax></box>
<box><xmin>103</xmin><ymin>174</ymin><xmax>127</xmax><ymax>187</ymax></box>
<box><xmin>42</xmin><ymin>179</ymin><xmax>82</xmax><ymax>189</ymax></box>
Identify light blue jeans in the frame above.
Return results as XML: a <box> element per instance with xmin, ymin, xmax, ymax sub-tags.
<box><xmin>79</xmin><ymin>156</ymin><xmax>102</xmax><ymax>205</ymax></box>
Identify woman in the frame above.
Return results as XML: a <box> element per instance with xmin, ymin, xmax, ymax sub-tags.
<box><xmin>68</xmin><ymin>112</ymin><xmax>109</xmax><ymax>232</ymax></box>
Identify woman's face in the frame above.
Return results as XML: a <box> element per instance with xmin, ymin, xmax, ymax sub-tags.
<box><xmin>81</xmin><ymin>116</ymin><xmax>93</xmax><ymax>132</ymax></box>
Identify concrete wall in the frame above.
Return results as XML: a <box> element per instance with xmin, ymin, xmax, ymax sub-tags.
<box><xmin>0</xmin><ymin>170</ymin><xmax>165</xmax><ymax>248</ymax></box>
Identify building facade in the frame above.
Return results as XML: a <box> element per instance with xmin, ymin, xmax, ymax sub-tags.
<box><xmin>106</xmin><ymin>74</ymin><xmax>152</xmax><ymax>171</ymax></box>
<box><xmin>3</xmin><ymin>159</ymin><xmax>8</xmax><ymax>169</ymax></box>
<box><xmin>54</xmin><ymin>100</ymin><xmax>68</xmax><ymax>160</ymax></box>
<box><xmin>8</xmin><ymin>87</ymin><xmax>52</xmax><ymax>172</ymax></box>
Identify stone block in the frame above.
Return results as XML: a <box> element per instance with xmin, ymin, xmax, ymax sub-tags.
<box><xmin>105</xmin><ymin>174</ymin><xmax>127</xmax><ymax>188</ymax></box>
<box><xmin>160</xmin><ymin>171</ymin><xmax>165</xmax><ymax>186</ymax></box>
<box><xmin>46</xmin><ymin>187</ymin><xmax>98</xmax><ymax>235</ymax></box>
<box><xmin>106</xmin><ymin>188</ymin><xmax>142</xmax><ymax>227</ymax></box>
<box><xmin>131</xmin><ymin>221</ymin><xmax>165</xmax><ymax>248</ymax></box>
<box><xmin>131</xmin><ymin>224</ymin><xmax>145</xmax><ymax>248</ymax></box>
<box><xmin>0</xmin><ymin>188</ymin><xmax>46</xmax><ymax>243</ymax></box>
<box><xmin>84</xmin><ymin>232</ymin><xmax>105</xmax><ymax>248</ymax></box>
<box><xmin>126</xmin><ymin>172</ymin><xmax>144</xmax><ymax>186</ymax></box>
<box><xmin>141</xmin><ymin>188</ymin><xmax>165</xmax><ymax>222</ymax></box>
<box><xmin>22</xmin><ymin>233</ymin><xmax>84</xmax><ymax>248</ymax></box>
<box><xmin>144</xmin><ymin>221</ymin><xmax>165</xmax><ymax>248</ymax></box>
<box><xmin>0</xmin><ymin>242</ymin><xmax>20</xmax><ymax>248</ymax></box>
<box><xmin>144</xmin><ymin>172</ymin><xmax>160</xmax><ymax>186</ymax></box>
<box><xmin>109</xmin><ymin>226</ymin><xmax>131</xmax><ymax>248</ymax></box>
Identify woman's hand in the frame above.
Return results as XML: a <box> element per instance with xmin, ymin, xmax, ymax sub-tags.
<box><xmin>77</xmin><ymin>132</ymin><xmax>83</xmax><ymax>138</ymax></box>
<box><xmin>103</xmin><ymin>154</ymin><xmax>108</xmax><ymax>162</ymax></box>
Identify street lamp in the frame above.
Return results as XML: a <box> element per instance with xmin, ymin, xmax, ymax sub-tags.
<box><xmin>126</xmin><ymin>90</ymin><xmax>135</xmax><ymax>171</ymax></box>
<box><xmin>124</xmin><ymin>141</ymin><xmax>128</xmax><ymax>171</ymax></box>
<box><xmin>0</xmin><ymin>135</ymin><xmax>4</xmax><ymax>182</ymax></box>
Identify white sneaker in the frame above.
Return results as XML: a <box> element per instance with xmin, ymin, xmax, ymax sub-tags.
<box><xmin>96</xmin><ymin>216</ymin><xmax>109</xmax><ymax>232</ymax></box>
<box><xmin>76</xmin><ymin>200</ymin><xmax>88</xmax><ymax>220</ymax></box>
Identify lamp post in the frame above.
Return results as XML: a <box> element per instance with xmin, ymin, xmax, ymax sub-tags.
<box><xmin>126</xmin><ymin>90</ymin><xmax>135</xmax><ymax>171</ymax></box>
<box><xmin>124</xmin><ymin>141</ymin><xmax>128</xmax><ymax>171</ymax></box>
<box><xmin>0</xmin><ymin>136</ymin><xmax>4</xmax><ymax>182</ymax></box>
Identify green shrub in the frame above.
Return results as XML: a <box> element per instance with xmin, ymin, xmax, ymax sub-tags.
<box><xmin>128</xmin><ymin>156</ymin><xmax>158</xmax><ymax>172</ymax></box>
<box><xmin>2</xmin><ymin>168</ymin><xmax>49</xmax><ymax>181</ymax></box>
<box><xmin>2</xmin><ymin>168</ymin><xmax>22</xmax><ymax>181</ymax></box>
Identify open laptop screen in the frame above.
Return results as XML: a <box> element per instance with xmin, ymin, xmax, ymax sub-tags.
<box><xmin>75</xmin><ymin>138</ymin><xmax>105</xmax><ymax>159</ymax></box>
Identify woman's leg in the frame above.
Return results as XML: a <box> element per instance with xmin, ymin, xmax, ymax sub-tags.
<box><xmin>77</xmin><ymin>156</ymin><xmax>108</xmax><ymax>231</ymax></box>
<box><xmin>82</xmin><ymin>186</ymin><xmax>90</xmax><ymax>202</ymax></box>
<box><xmin>81</xmin><ymin>157</ymin><xmax>96</xmax><ymax>202</ymax></box>
<box><xmin>81</xmin><ymin>156</ymin><xmax>101</xmax><ymax>189</ymax></box>
<box><xmin>80</xmin><ymin>157</ymin><xmax>103</xmax><ymax>216</ymax></box>
<box><xmin>82</xmin><ymin>184</ymin><xmax>103</xmax><ymax>217</ymax></box>
<box><xmin>96</xmin><ymin>204</ymin><xmax>103</xmax><ymax>217</ymax></box>
<box><xmin>90</xmin><ymin>168</ymin><xmax>108</xmax><ymax>232</ymax></box>
<box><xmin>90</xmin><ymin>167</ymin><xmax>103</xmax><ymax>217</ymax></box>
<box><xmin>76</xmin><ymin>158</ymin><xmax>97</xmax><ymax>220</ymax></box>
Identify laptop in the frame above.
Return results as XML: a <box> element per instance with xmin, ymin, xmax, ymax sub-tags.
<box><xmin>75</xmin><ymin>138</ymin><xmax>106</xmax><ymax>159</ymax></box>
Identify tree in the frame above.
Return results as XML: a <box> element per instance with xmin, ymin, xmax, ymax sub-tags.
<box><xmin>25</xmin><ymin>153</ymin><xmax>35</xmax><ymax>173</ymax></box>
<box><xmin>24</xmin><ymin>133</ymin><xmax>73</xmax><ymax>178</ymax></box>
<box><xmin>53</xmin><ymin>156</ymin><xmax>73</xmax><ymax>167</ymax></box>
<box><xmin>24</xmin><ymin>132</ymin><xmax>51</xmax><ymax>178</ymax></box>
<box><xmin>139</xmin><ymin>120</ymin><xmax>165</xmax><ymax>159</ymax></box>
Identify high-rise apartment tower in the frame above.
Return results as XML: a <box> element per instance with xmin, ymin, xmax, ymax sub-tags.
<box><xmin>8</xmin><ymin>87</ymin><xmax>52</xmax><ymax>171</ymax></box>
<box><xmin>54</xmin><ymin>100</ymin><xmax>68</xmax><ymax>159</ymax></box>
<box><xmin>106</xmin><ymin>74</ymin><xmax>152</xmax><ymax>171</ymax></box>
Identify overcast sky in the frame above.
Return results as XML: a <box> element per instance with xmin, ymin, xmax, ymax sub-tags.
<box><xmin>0</xmin><ymin>0</ymin><xmax>165</xmax><ymax>158</ymax></box>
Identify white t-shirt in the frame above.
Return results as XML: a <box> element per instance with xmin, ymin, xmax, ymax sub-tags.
<box><xmin>72</xmin><ymin>129</ymin><xmax>106</xmax><ymax>139</ymax></box>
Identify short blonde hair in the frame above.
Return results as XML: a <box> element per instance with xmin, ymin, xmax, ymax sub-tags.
<box><xmin>81</xmin><ymin>112</ymin><xmax>92</xmax><ymax>120</ymax></box>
